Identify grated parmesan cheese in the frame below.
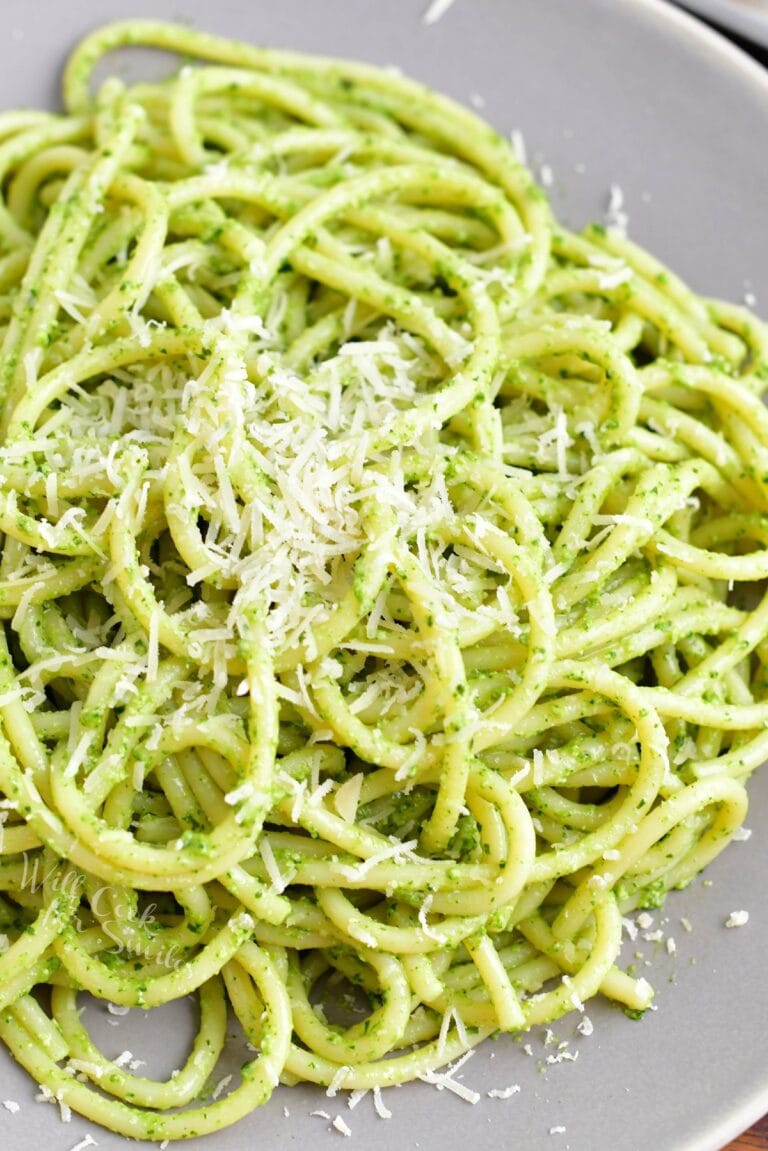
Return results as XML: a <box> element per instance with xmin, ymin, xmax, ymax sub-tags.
<box><xmin>418</xmin><ymin>893</ymin><xmax>447</xmax><ymax>944</ymax></box>
<box><xmin>561</xmin><ymin>974</ymin><xmax>584</xmax><ymax>1013</ymax></box>
<box><xmin>337</xmin><ymin>838</ymin><xmax>419</xmax><ymax>882</ymax></box>
<box><xmin>326</xmin><ymin>1065</ymin><xmax>352</xmax><ymax>1098</ymax></box>
<box><xmin>421</xmin><ymin>0</ymin><xmax>457</xmax><ymax>23</ymax></box>
<box><xmin>331</xmin><ymin>1115</ymin><xmax>352</xmax><ymax>1137</ymax></box>
<box><xmin>437</xmin><ymin>1005</ymin><xmax>469</xmax><ymax>1057</ymax></box>
<box><xmin>487</xmin><ymin>1085</ymin><xmax>520</xmax><ymax>1100</ymax></box>
<box><xmin>67</xmin><ymin>1137</ymin><xmax>98</xmax><ymax>1151</ymax></box>
<box><xmin>211</xmin><ymin>1075</ymin><xmax>232</xmax><ymax>1101</ymax></box>
<box><xmin>605</xmin><ymin>183</ymin><xmax>629</xmax><ymax>233</ymax></box>
<box><xmin>333</xmin><ymin>774</ymin><xmax>364</xmax><ymax>823</ymax></box>
<box><xmin>372</xmin><ymin>1086</ymin><xmax>392</xmax><ymax>1119</ymax></box>
<box><xmin>418</xmin><ymin>1069</ymin><xmax>480</xmax><ymax>1105</ymax></box>
<box><xmin>510</xmin><ymin>128</ymin><xmax>527</xmax><ymax>165</ymax></box>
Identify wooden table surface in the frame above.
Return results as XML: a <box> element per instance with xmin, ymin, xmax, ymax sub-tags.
<box><xmin>727</xmin><ymin>1114</ymin><xmax>768</xmax><ymax>1150</ymax></box>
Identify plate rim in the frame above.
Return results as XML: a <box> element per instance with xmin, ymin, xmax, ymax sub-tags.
<box><xmin>637</xmin><ymin>0</ymin><xmax>768</xmax><ymax>96</ymax></box>
<box><xmin>673</xmin><ymin>0</ymin><xmax>768</xmax><ymax>50</ymax></box>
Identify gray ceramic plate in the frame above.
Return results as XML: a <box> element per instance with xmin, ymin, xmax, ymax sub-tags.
<box><xmin>0</xmin><ymin>1</ymin><xmax>767</xmax><ymax>1149</ymax></box>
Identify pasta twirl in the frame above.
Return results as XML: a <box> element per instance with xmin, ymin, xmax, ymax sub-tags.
<box><xmin>0</xmin><ymin>19</ymin><xmax>762</xmax><ymax>1140</ymax></box>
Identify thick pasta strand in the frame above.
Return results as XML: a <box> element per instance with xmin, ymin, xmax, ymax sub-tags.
<box><xmin>0</xmin><ymin>18</ymin><xmax>762</xmax><ymax>1141</ymax></box>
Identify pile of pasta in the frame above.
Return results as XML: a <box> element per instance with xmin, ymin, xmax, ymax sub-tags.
<box><xmin>0</xmin><ymin>19</ymin><xmax>764</xmax><ymax>1141</ymax></box>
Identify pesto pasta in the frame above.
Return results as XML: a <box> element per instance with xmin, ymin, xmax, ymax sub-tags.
<box><xmin>0</xmin><ymin>18</ymin><xmax>763</xmax><ymax>1140</ymax></box>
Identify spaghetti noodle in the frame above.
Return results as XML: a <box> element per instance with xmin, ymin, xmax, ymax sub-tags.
<box><xmin>0</xmin><ymin>19</ymin><xmax>762</xmax><ymax>1140</ymax></box>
